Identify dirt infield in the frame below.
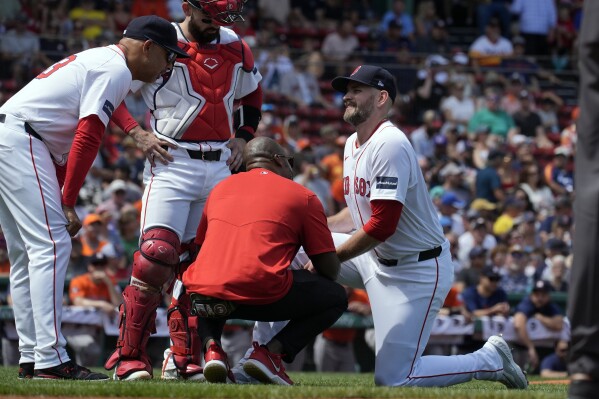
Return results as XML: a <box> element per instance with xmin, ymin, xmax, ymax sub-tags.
<box><xmin>529</xmin><ymin>379</ymin><xmax>570</xmax><ymax>385</ymax></box>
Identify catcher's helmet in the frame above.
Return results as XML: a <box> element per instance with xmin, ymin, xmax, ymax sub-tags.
<box><xmin>187</xmin><ymin>0</ymin><xmax>246</xmax><ymax>26</ymax></box>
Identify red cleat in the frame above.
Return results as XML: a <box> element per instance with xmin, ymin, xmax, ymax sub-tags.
<box><xmin>242</xmin><ymin>342</ymin><xmax>293</xmax><ymax>386</ymax></box>
<box><xmin>203</xmin><ymin>343</ymin><xmax>235</xmax><ymax>384</ymax></box>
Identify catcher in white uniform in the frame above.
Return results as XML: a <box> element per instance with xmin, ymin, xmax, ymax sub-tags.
<box><xmin>0</xmin><ymin>16</ymin><xmax>187</xmax><ymax>380</ymax></box>
<box><xmin>251</xmin><ymin>65</ymin><xmax>529</xmax><ymax>388</ymax></box>
<box><xmin>105</xmin><ymin>0</ymin><xmax>262</xmax><ymax>381</ymax></box>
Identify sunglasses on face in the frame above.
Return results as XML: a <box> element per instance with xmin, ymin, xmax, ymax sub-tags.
<box><xmin>152</xmin><ymin>41</ymin><xmax>177</xmax><ymax>64</ymax></box>
<box><xmin>273</xmin><ymin>153</ymin><xmax>294</xmax><ymax>168</ymax></box>
<box><xmin>488</xmin><ymin>276</ymin><xmax>501</xmax><ymax>282</ymax></box>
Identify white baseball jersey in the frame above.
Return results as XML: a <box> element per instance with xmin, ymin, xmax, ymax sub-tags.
<box><xmin>1</xmin><ymin>45</ymin><xmax>131</xmax><ymax>165</ymax></box>
<box><xmin>342</xmin><ymin>120</ymin><xmax>445</xmax><ymax>259</ymax></box>
<box><xmin>0</xmin><ymin>45</ymin><xmax>132</xmax><ymax>369</ymax></box>
<box><xmin>247</xmin><ymin>119</ymin><xmax>511</xmax><ymax>388</ymax></box>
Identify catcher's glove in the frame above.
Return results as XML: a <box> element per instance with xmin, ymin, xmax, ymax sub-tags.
<box><xmin>189</xmin><ymin>293</ymin><xmax>237</xmax><ymax>318</ymax></box>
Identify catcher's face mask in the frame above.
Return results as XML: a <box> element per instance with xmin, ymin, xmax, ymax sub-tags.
<box><xmin>186</xmin><ymin>0</ymin><xmax>246</xmax><ymax>26</ymax></box>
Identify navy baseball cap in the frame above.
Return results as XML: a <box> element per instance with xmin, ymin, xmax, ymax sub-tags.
<box><xmin>90</xmin><ymin>253</ymin><xmax>109</xmax><ymax>266</ymax></box>
<box><xmin>469</xmin><ymin>246</ymin><xmax>487</xmax><ymax>259</ymax></box>
<box><xmin>482</xmin><ymin>266</ymin><xmax>501</xmax><ymax>280</ymax></box>
<box><xmin>123</xmin><ymin>15</ymin><xmax>189</xmax><ymax>59</ymax></box>
<box><xmin>532</xmin><ymin>280</ymin><xmax>551</xmax><ymax>293</ymax></box>
<box><xmin>331</xmin><ymin>65</ymin><xmax>397</xmax><ymax>103</ymax></box>
<box><xmin>440</xmin><ymin>192</ymin><xmax>466</xmax><ymax>209</ymax></box>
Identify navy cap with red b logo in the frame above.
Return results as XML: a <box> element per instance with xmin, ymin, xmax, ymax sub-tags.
<box><xmin>331</xmin><ymin>65</ymin><xmax>397</xmax><ymax>103</ymax></box>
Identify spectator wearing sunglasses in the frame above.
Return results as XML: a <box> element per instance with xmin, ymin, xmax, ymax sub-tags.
<box><xmin>460</xmin><ymin>266</ymin><xmax>510</xmax><ymax>318</ymax></box>
<box><xmin>500</xmin><ymin>244</ymin><xmax>532</xmax><ymax>295</ymax></box>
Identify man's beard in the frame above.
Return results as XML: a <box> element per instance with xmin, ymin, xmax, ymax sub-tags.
<box><xmin>343</xmin><ymin>95</ymin><xmax>374</xmax><ymax>126</ymax></box>
<box><xmin>189</xmin><ymin>14</ymin><xmax>219</xmax><ymax>43</ymax></box>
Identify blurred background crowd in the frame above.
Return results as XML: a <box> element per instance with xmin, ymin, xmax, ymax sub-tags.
<box><xmin>0</xmin><ymin>0</ymin><xmax>581</xmax><ymax>375</ymax></box>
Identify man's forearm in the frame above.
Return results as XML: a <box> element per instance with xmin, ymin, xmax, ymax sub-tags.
<box><xmin>336</xmin><ymin>228</ymin><xmax>381</xmax><ymax>263</ymax></box>
<box><xmin>537</xmin><ymin>314</ymin><xmax>564</xmax><ymax>331</ymax></box>
<box><xmin>515</xmin><ymin>314</ymin><xmax>535</xmax><ymax>348</ymax></box>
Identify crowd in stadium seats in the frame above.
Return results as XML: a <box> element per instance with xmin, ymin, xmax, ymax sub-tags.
<box><xmin>0</xmin><ymin>0</ymin><xmax>583</xmax><ymax>374</ymax></box>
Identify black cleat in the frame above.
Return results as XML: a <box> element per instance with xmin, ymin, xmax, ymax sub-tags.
<box><xmin>18</xmin><ymin>362</ymin><xmax>34</xmax><ymax>379</ymax></box>
<box><xmin>33</xmin><ymin>360</ymin><xmax>110</xmax><ymax>381</ymax></box>
<box><xmin>569</xmin><ymin>380</ymin><xmax>599</xmax><ymax>399</ymax></box>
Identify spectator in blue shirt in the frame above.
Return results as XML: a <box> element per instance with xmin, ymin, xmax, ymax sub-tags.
<box><xmin>500</xmin><ymin>244</ymin><xmax>532</xmax><ymax>295</ymax></box>
<box><xmin>539</xmin><ymin>195</ymin><xmax>572</xmax><ymax>237</ymax></box>
<box><xmin>379</xmin><ymin>0</ymin><xmax>415</xmax><ymax>40</ymax></box>
<box><xmin>545</xmin><ymin>146</ymin><xmax>574</xmax><ymax>197</ymax></box>
<box><xmin>475</xmin><ymin>149</ymin><xmax>505</xmax><ymax>204</ymax></box>
<box><xmin>461</xmin><ymin>266</ymin><xmax>510</xmax><ymax>318</ymax></box>
<box><xmin>514</xmin><ymin>280</ymin><xmax>564</xmax><ymax>373</ymax></box>
<box><xmin>540</xmin><ymin>340</ymin><xmax>569</xmax><ymax>378</ymax></box>
<box><xmin>510</xmin><ymin>0</ymin><xmax>557</xmax><ymax>57</ymax></box>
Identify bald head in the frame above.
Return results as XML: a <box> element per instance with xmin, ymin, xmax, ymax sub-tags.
<box><xmin>244</xmin><ymin>137</ymin><xmax>294</xmax><ymax>179</ymax></box>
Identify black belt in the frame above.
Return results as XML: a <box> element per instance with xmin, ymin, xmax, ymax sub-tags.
<box><xmin>187</xmin><ymin>148</ymin><xmax>221</xmax><ymax>161</ymax></box>
<box><xmin>0</xmin><ymin>114</ymin><xmax>43</xmax><ymax>141</ymax></box>
<box><xmin>378</xmin><ymin>246</ymin><xmax>443</xmax><ymax>266</ymax></box>
<box><xmin>161</xmin><ymin>145</ymin><xmax>221</xmax><ymax>162</ymax></box>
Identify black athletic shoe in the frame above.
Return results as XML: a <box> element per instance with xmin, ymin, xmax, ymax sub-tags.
<box><xmin>18</xmin><ymin>362</ymin><xmax>34</xmax><ymax>379</ymax></box>
<box><xmin>569</xmin><ymin>380</ymin><xmax>599</xmax><ymax>399</ymax></box>
<box><xmin>33</xmin><ymin>361</ymin><xmax>110</xmax><ymax>381</ymax></box>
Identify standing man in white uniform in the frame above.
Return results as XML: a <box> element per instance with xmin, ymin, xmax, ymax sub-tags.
<box><xmin>0</xmin><ymin>15</ymin><xmax>188</xmax><ymax>380</ymax></box>
<box><xmin>323</xmin><ymin>65</ymin><xmax>528</xmax><ymax>388</ymax></box>
<box><xmin>105</xmin><ymin>0</ymin><xmax>262</xmax><ymax>381</ymax></box>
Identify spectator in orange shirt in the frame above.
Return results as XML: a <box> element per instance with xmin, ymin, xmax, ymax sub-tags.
<box><xmin>66</xmin><ymin>253</ymin><xmax>122</xmax><ymax>367</ymax></box>
<box><xmin>314</xmin><ymin>287</ymin><xmax>371</xmax><ymax>372</ymax></box>
<box><xmin>439</xmin><ymin>285</ymin><xmax>466</xmax><ymax>317</ymax></box>
<box><xmin>320</xmin><ymin>135</ymin><xmax>347</xmax><ymax>212</ymax></box>
<box><xmin>79</xmin><ymin>213</ymin><xmax>112</xmax><ymax>259</ymax></box>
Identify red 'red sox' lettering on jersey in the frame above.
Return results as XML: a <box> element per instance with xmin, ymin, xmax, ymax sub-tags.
<box><xmin>343</xmin><ymin>175</ymin><xmax>371</xmax><ymax>198</ymax></box>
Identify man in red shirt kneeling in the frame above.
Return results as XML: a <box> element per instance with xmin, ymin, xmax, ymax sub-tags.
<box><xmin>172</xmin><ymin>137</ymin><xmax>347</xmax><ymax>385</ymax></box>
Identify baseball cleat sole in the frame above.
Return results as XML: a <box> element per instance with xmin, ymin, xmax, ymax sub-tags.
<box><xmin>203</xmin><ymin>360</ymin><xmax>228</xmax><ymax>383</ymax></box>
<box><xmin>114</xmin><ymin>370</ymin><xmax>152</xmax><ymax>381</ymax></box>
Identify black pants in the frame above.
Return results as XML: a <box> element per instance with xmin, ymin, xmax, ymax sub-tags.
<box><xmin>569</xmin><ymin>0</ymin><xmax>599</xmax><ymax>381</ymax></box>
<box><xmin>196</xmin><ymin>269</ymin><xmax>347</xmax><ymax>362</ymax></box>
<box><xmin>522</xmin><ymin>33</ymin><xmax>550</xmax><ymax>57</ymax></box>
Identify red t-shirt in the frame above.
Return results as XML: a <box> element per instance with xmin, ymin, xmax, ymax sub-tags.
<box><xmin>183</xmin><ymin>168</ymin><xmax>335</xmax><ymax>305</ymax></box>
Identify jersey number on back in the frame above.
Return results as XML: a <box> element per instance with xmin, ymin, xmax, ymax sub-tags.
<box><xmin>36</xmin><ymin>55</ymin><xmax>77</xmax><ymax>79</ymax></box>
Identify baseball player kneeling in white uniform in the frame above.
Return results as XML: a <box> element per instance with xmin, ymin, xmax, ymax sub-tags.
<box><xmin>246</xmin><ymin>65</ymin><xmax>528</xmax><ymax>389</ymax></box>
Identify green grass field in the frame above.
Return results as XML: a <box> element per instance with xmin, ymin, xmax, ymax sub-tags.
<box><xmin>0</xmin><ymin>367</ymin><xmax>568</xmax><ymax>399</ymax></box>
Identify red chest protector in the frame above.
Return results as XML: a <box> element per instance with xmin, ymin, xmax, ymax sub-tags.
<box><xmin>176</xmin><ymin>39</ymin><xmax>252</xmax><ymax>141</ymax></box>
